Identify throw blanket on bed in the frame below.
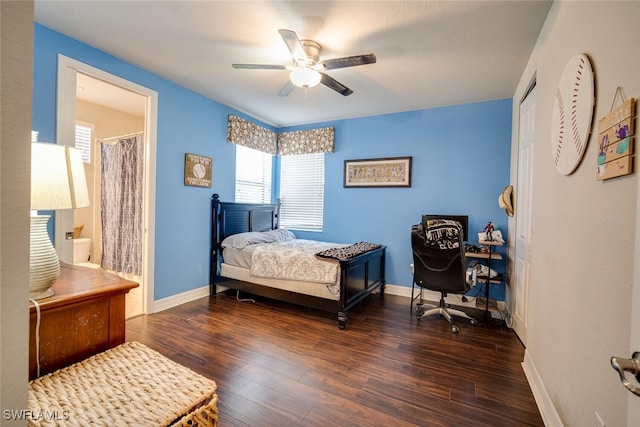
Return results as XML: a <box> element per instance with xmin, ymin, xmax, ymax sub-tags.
<box><xmin>250</xmin><ymin>239</ymin><xmax>348</xmax><ymax>285</ymax></box>
<box><xmin>315</xmin><ymin>242</ymin><xmax>382</xmax><ymax>261</ymax></box>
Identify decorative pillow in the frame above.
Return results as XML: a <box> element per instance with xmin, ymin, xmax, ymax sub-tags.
<box><xmin>221</xmin><ymin>228</ymin><xmax>295</xmax><ymax>249</ymax></box>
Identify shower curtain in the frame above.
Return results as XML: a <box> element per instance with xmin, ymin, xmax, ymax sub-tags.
<box><xmin>100</xmin><ymin>134</ymin><xmax>144</xmax><ymax>275</ymax></box>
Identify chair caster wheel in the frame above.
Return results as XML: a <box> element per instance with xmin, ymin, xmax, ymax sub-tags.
<box><xmin>451</xmin><ymin>325</ymin><xmax>459</xmax><ymax>333</ymax></box>
<box><xmin>470</xmin><ymin>319</ymin><xmax>478</xmax><ymax>326</ymax></box>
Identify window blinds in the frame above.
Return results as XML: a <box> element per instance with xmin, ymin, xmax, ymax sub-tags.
<box><xmin>75</xmin><ymin>123</ymin><xmax>93</xmax><ymax>163</ymax></box>
<box><xmin>235</xmin><ymin>145</ymin><xmax>272</xmax><ymax>203</ymax></box>
<box><xmin>279</xmin><ymin>153</ymin><xmax>324</xmax><ymax>231</ymax></box>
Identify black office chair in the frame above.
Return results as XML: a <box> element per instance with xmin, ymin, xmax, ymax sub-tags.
<box><xmin>411</xmin><ymin>219</ymin><xmax>477</xmax><ymax>333</ymax></box>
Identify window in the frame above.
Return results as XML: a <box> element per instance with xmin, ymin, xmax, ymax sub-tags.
<box><xmin>279</xmin><ymin>153</ymin><xmax>324</xmax><ymax>231</ymax></box>
<box><xmin>235</xmin><ymin>145</ymin><xmax>272</xmax><ymax>203</ymax></box>
<box><xmin>75</xmin><ymin>122</ymin><xmax>93</xmax><ymax>163</ymax></box>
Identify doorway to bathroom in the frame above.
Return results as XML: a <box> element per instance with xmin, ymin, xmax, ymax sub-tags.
<box><xmin>55</xmin><ymin>55</ymin><xmax>158</xmax><ymax>318</ymax></box>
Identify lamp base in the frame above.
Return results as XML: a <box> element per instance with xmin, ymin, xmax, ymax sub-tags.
<box><xmin>30</xmin><ymin>215</ymin><xmax>60</xmax><ymax>300</ymax></box>
<box><xmin>30</xmin><ymin>287</ymin><xmax>54</xmax><ymax>300</ymax></box>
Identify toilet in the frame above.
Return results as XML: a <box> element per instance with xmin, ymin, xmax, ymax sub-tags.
<box><xmin>73</xmin><ymin>237</ymin><xmax>93</xmax><ymax>264</ymax></box>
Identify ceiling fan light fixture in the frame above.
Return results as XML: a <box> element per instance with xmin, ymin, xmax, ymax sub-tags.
<box><xmin>289</xmin><ymin>67</ymin><xmax>321</xmax><ymax>88</ymax></box>
<box><xmin>234</xmin><ymin>29</ymin><xmax>374</xmax><ymax>96</ymax></box>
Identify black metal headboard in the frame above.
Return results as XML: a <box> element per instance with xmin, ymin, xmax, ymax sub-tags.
<box><xmin>210</xmin><ymin>194</ymin><xmax>280</xmax><ymax>291</ymax></box>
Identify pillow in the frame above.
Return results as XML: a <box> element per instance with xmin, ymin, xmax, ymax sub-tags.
<box><xmin>221</xmin><ymin>228</ymin><xmax>296</xmax><ymax>249</ymax></box>
<box><xmin>261</xmin><ymin>228</ymin><xmax>296</xmax><ymax>242</ymax></box>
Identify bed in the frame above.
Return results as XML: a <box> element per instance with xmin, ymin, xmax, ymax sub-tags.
<box><xmin>209</xmin><ymin>194</ymin><xmax>386</xmax><ymax>329</ymax></box>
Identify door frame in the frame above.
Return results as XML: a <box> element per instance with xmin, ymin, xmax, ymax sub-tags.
<box><xmin>55</xmin><ymin>54</ymin><xmax>158</xmax><ymax>314</ymax></box>
<box><xmin>628</xmin><ymin>153</ymin><xmax>640</xmax><ymax>422</ymax></box>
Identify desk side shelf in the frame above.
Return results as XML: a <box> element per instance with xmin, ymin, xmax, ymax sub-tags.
<box><xmin>466</xmin><ymin>239</ymin><xmax>504</xmax><ymax>322</ymax></box>
<box><xmin>465</xmin><ymin>252</ymin><xmax>503</xmax><ymax>261</ymax></box>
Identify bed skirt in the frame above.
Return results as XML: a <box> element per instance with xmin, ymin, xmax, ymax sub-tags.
<box><xmin>220</xmin><ymin>262</ymin><xmax>340</xmax><ymax>300</ymax></box>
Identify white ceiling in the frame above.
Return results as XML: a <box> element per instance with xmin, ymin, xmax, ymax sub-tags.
<box><xmin>35</xmin><ymin>1</ymin><xmax>552</xmax><ymax>127</ymax></box>
<box><xmin>76</xmin><ymin>73</ymin><xmax>146</xmax><ymax>117</ymax></box>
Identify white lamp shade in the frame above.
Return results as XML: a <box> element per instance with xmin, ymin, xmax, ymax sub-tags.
<box><xmin>31</xmin><ymin>142</ymin><xmax>90</xmax><ymax>210</ymax></box>
<box><xmin>289</xmin><ymin>67</ymin><xmax>322</xmax><ymax>88</ymax></box>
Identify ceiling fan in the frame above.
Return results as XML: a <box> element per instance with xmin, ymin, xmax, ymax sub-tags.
<box><xmin>232</xmin><ymin>29</ymin><xmax>376</xmax><ymax>97</ymax></box>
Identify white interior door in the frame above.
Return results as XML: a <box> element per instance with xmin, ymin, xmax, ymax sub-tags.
<box><xmin>512</xmin><ymin>84</ymin><xmax>536</xmax><ymax>344</ymax></box>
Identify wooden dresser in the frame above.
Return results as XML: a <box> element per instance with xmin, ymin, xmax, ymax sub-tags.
<box><xmin>28</xmin><ymin>263</ymin><xmax>139</xmax><ymax>380</ymax></box>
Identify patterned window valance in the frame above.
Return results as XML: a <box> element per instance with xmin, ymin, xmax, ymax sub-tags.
<box><xmin>278</xmin><ymin>127</ymin><xmax>335</xmax><ymax>156</ymax></box>
<box><xmin>227</xmin><ymin>115</ymin><xmax>277</xmax><ymax>155</ymax></box>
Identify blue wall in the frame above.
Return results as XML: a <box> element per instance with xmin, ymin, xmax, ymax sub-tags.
<box><xmin>33</xmin><ymin>24</ymin><xmax>269</xmax><ymax>299</ymax></box>
<box><xmin>33</xmin><ymin>24</ymin><xmax>511</xmax><ymax>301</ymax></box>
<box><xmin>282</xmin><ymin>102</ymin><xmax>512</xmax><ymax>295</ymax></box>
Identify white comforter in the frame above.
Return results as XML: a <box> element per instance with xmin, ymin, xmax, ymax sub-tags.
<box><xmin>250</xmin><ymin>239</ymin><xmax>347</xmax><ymax>285</ymax></box>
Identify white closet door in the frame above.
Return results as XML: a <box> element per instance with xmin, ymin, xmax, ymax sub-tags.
<box><xmin>513</xmin><ymin>84</ymin><xmax>536</xmax><ymax>344</ymax></box>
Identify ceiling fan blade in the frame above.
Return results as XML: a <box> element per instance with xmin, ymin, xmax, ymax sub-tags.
<box><xmin>232</xmin><ymin>64</ymin><xmax>287</xmax><ymax>70</ymax></box>
<box><xmin>277</xmin><ymin>80</ymin><xmax>295</xmax><ymax>97</ymax></box>
<box><xmin>320</xmin><ymin>73</ymin><xmax>353</xmax><ymax>96</ymax></box>
<box><xmin>320</xmin><ymin>54</ymin><xmax>377</xmax><ymax>70</ymax></box>
<box><xmin>278</xmin><ymin>29</ymin><xmax>306</xmax><ymax>62</ymax></box>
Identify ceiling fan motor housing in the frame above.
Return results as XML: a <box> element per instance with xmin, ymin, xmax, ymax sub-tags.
<box><xmin>299</xmin><ymin>40</ymin><xmax>321</xmax><ymax>67</ymax></box>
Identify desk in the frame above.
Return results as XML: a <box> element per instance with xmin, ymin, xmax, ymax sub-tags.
<box><xmin>29</xmin><ymin>263</ymin><xmax>138</xmax><ymax>379</ymax></box>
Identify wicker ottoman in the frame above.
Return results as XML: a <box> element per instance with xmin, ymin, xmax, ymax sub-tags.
<box><xmin>28</xmin><ymin>341</ymin><xmax>218</xmax><ymax>426</ymax></box>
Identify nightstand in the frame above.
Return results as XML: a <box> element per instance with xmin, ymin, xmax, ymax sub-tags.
<box><xmin>28</xmin><ymin>263</ymin><xmax>138</xmax><ymax>379</ymax></box>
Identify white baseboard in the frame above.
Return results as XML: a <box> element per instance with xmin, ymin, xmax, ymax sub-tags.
<box><xmin>522</xmin><ymin>349</ymin><xmax>563</xmax><ymax>427</ymax></box>
<box><xmin>151</xmin><ymin>283</ymin><xmax>503</xmax><ymax>319</ymax></box>
<box><xmin>383</xmin><ymin>283</ymin><xmax>481</xmax><ymax>310</ymax></box>
<box><xmin>151</xmin><ymin>283</ymin><xmax>499</xmax><ymax>318</ymax></box>
<box><xmin>151</xmin><ymin>283</ymin><xmax>452</xmax><ymax>313</ymax></box>
<box><xmin>382</xmin><ymin>283</ymin><xmax>413</xmax><ymax>298</ymax></box>
<box><xmin>151</xmin><ymin>285</ymin><xmax>211</xmax><ymax>313</ymax></box>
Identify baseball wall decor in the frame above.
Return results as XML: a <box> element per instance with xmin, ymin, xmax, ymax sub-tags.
<box><xmin>184</xmin><ymin>153</ymin><xmax>212</xmax><ymax>187</ymax></box>
<box><xmin>550</xmin><ymin>54</ymin><xmax>595</xmax><ymax>175</ymax></box>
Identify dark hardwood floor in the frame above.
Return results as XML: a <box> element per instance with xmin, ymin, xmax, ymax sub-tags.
<box><xmin>126</xmin><ymin>292</ymin><xmax>543</xmax><ymax>426</ymax></box>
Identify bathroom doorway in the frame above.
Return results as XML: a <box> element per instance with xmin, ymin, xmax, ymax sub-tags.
<box><xmin>56</xmin><ymin>55</ymin><xmax>158</xmax><ymax>317</ymax></box>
